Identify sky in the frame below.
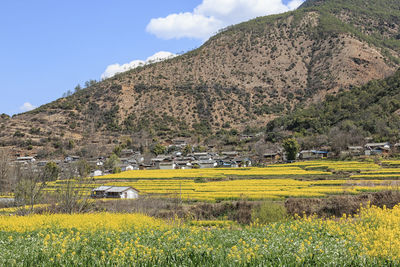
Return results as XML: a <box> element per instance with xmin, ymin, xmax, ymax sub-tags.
<box><xmin>0</xmin><ymin>0</ymin><xmax>304</xmax><ymax>115</ymax></box>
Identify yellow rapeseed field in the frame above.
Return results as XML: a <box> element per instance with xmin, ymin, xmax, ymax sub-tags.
<box><xmin>0</xmin><ymin>213</ymin><xmax>169</xmax><ymax>233</ymax></box>
<box><xmin>1</xmin><ymin>205</ymin><xmax>400</xmax><ymax>265</ymax></box>
<box><xmin>40</xmin><ymin>160</ymin><xmax>400</xmax><ymax>202</ymax></box>
<box><xmin>98</xmin><ymin>167</ymin><xmax>331</xmax><ymax>180</ymax></box>
<box><xmin>104</xmin><ymin>179</ymin><xmax>398</xmax><ymax>201</ymax></box>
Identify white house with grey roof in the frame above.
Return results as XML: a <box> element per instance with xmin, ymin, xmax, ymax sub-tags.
<box><xmin>91</xmin><ymin>186</ymin><xmax>139</xmax><ymax>199</ymax></box>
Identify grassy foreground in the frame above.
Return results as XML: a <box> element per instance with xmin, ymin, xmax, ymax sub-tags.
<box><xmin>0</xmin><ymin>205</ymin><xmax>400</xmax><ymax>266</ymax></box>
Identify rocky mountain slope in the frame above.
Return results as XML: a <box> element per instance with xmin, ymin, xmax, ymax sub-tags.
<box><xmin>1</xmin><ymin>0</ymin><xmax>400</xmax><ymax>157</ymax></box>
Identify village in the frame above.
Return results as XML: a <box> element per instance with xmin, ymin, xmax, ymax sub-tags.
<box><xmin>10</xmin><ymin>138</ymin><xmax>400</xmax><ymax>178</ymax></box>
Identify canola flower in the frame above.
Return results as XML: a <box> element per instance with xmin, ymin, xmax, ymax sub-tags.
<box><xmin>1</xmin><ymin>205</ymin><xmax>400</xmax><ymax>266</ymax></box>
<box><xmin>0</xmin><ymin>213</ymin><xmax>169</xmax><ymax>233</ymax></box>
<box><xmin>98</xmin><ymin>167</ymin><xmax>331</xmax><ymax>180</ymax></box>
<box><xmin>0</xmin><ymin>204</ymin><xmax>50</xmax><ymax>214</ymax></box>
<box><xmin>36</xmin><ymin>160</ymin><xmax>400</xmax><ymax>203</ymax></box>
<box><xmin>271</xmin><ymin>160</ymin><xmax>381</xmax><ymax>171</ymax></box>
<box><xmin>104</xmin><ymin>178</ymin><xmax>399</xmax><ymax>202</ymax></box>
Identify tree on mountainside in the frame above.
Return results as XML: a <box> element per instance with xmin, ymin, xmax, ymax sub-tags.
<box><xmin>105</xmin><ymin>154</ymin><xmax>120</xmax><ymax>172</ymax></box>
<box><xmin>43</xmin><ymin>162</ymin><xmax>60</xmax><ymax>181</ymax></box>
<box><xmin>183</xmin><ymin>145</ymin><xmax>192</xmax><ymax>156</ymax></box>
<box><xmin>283</xmin><ymin>138</ymin><xmax>300</xmax><ymax>161</ymax></box>
<box><xmin>152</xmin><ymin>143</ymin><xmax>166</xmax><ymax>156</ymax></box>
<box><xmin>74</xmin><ymin>84</ymin><xmax>82</xmax><ymax>93</ymax></box>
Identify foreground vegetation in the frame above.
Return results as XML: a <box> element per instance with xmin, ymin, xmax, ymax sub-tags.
<box><xmin>0</xmin><ymin>204</ymin><xmax>399</xmax><ymax>266</ymax></box>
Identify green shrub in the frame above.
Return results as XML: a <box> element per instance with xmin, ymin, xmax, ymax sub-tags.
<box><xmin>252</xmin><ymin>201</ymin><xmax>288</xmax><ymax>224</ymax></box>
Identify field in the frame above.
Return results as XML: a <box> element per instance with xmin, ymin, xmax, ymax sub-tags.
<box><xmin>39</xmin><ymin>160</ymin><xmax>400</xmax><ymax>202</ymax></box>
<box><xmin>2</xmin><ymin>160</ymin><xmax>400</xmax><ymax>265</ymax></box>
<box><xmin>0</xmin><ymin>204</ymin><xmax>399</xmax><ymax>266</ymax></box>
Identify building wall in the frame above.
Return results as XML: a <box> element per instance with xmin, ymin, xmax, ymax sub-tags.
<box><xmin>123</xmin><ymin>189</ymin><xmax>139</xmax><ymax>199</ymax></box>
<box><xmin>159</xmin><ymin>164</ymin><xmax>176</xmax><ymax>170</ymax></box>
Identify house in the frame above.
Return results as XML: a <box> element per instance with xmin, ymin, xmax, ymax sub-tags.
<box><xmin>192</xmin><ymin>152</ymin><xmax>209</xmax><ymax>159</ymax></box>
<box><xmin>159</xmin><ymin>161</ymin><xmax>176</xmax><ymax>170</ymax></box>
<box><xmin>341</xmin><ymin>146</ymin><xmax>364</xmax><ymax>157</ymax></box>
<box><xmin>222</xmin><ymin>151</ymin><xmax>239</xmax><ymax>158</ymax></box>
<box><xmin>64</xmin><ymin>155</ymin><xmax>80</xmax><ymax>163</ymax></box>
<box><xmin>139</xmin><ymin>163</ymin><xmax>153</xmax><ymax>170</ymax></box>
<box><xmin>198</xmin><ymin>160</ymin><xmax>217</xmax><ymax>169</ymax></box>
<box><xmin>364</xmin><ymin>142</ymin><xmax>391</xmax><ymax>156</ymax></box>
<box><xmin>124</xmin><ymin>165</ymin><xmax>137</xmax><ymax>171</ymax></box>
<box><xmin>130</xmin><ymin>153</ymin><xmax>144</xmax><ymax>164</ymax></box>
<box><xmin>151</xmin><ymin>155</ymin><xmax>169</xmax><ymax>168</ymax></box>
<box><xmin>216</xmin><ymin>160</ymin><xmax>238</xmax><ymax>168</ymax></box>
<box><xmin>96</xmin><ymin>160</ymin><xmax>104</xmax><ymax>167</ymax></box>
<box><xmin>198</xmin><ymin>155</ymin><xmax>212</xmax><ymax>161</ymax></box>
<box><xmin>173</xmin><ymin>151</ymin><xmax>183</xmax><ymax>157</ymax></box>
<box><xmin>92</xmin><ymin>186</ymin><xmax>139</xmax><ymax>199</ymax></box>
<box><xmin>175</xmin><ymin>160</ymin><xmax>192</xmax><ymax>169</ymax></box>
<box><xmin>16</xmin><ymin>156</ymin><xmax>36</xmax><ymax>163</ymax></box>
<box><xmin>348</xmin><ymin>146</ymin><xmax>363</xmax><ymax>154</ymax></box>
<box><xmin>233</xmin><ymin>157</ymin><xmax>252</xmax><ymax>167</ymax></box>
<box><xmin>263</xmin><ymin>152</ymin><xmax>279</xmax><ymax>163</ymax></box>
<box><xmin>92</xmin><ymin>170</ymin><xmax>103</xmax><ymax>177</ymax></box>
<box><xmin>299</xmin><ymin>150</ymin><xmax>328</xmax><ymax>160</ymax></box>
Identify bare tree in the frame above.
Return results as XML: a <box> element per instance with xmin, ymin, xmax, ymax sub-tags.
<box><xmin>54</xmin><ymin>162</ymin><xmax>94</xmax><ymax>214</ymax></box>
<box><xmin>14</xmin><ymin>164</ymin><xmax>48</xmax><ymax>212</ymax></box>
<box><xmin>0</xmin><ymin>148</ymin><xmax>12</xmax><ymax>193</ymax></box>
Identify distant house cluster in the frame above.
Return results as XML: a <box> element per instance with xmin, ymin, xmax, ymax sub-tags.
<box><xmin>341</xmin><ymin>142</ymin><xmax>396</xmax><ymax>157</ymax></box>
<box><xmin>11</xmin><ymin>137</ymin><xmax>400</xmax><ymax>180</ymax></box>
<box><xmin>150</xmin><ymin>151</ymin><xmax>252</xmax><ymax>170</ymax></box>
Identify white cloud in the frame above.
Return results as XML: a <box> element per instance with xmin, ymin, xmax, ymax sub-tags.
<box><xmin>101</xmin><ymin>51</ymin><xmax>177</xmax><ymax>80</ymax></box>
<box><xmin>146</xmin><ymin>0</ymin><xmax>305</xmax><ymax>40</ymax></box>
<box><xmin>20</xmin><ymin>102</ymin><xmax>36</xmax><ymax>112</ymax></box>
<box><xmin>147</xmin><ymin>13</ymin><xmax>222</xmax><ymax>40</ymax></box>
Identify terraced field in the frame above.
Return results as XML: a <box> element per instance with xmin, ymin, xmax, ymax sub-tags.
<box><xmin>39</xmin><ymin>160</ymin><xmax>400</xmax><ymax>202</ymax></box>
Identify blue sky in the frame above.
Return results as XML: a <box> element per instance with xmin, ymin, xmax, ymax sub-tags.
<box><xmin>0</xmin><ymin>0</ymin><xmax>303</xmax><ymax>115</ymax></box>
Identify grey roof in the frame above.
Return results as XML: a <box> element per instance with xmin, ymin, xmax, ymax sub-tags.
<box><xmin>106</xmin><ymin>186</ymin><xmax>132</xmax><ymax>193</ymax></box>
<box><xmin>17</xmin><ymin>156</ymin><xmax>34</xmax><ymax>160</ymax></box>
<box><xmin>93</xmin><ymin>186</ymin><xmax>112</xmax><ymax>191</ymax></box>
<box><xmin>233</xmin><ymin>157</ymin><xmax>251</xmax><ymax>162</ymax></box>
<box><xmin>93</xmin><ymin>186</ymin><xmax>138</xmax><ymax>193</ymax></box>
<box><xmin>365</xmin><ymin>142</ymin><xmax>390</xmax><ymax>147</ymax></box>
<box><xmin>198</xmin><ymin>160</ymin><xmax>216</xmax><ymax>164</ymax></box>
<box><xmin>159</xmin><ymin>161</ymin><xmax>175</xmax><ymax>165</ymax></box>
<box><xmin>175</xmin><ymin>160</ymin><xmax>191</xmax><ymax>164</ymax></box>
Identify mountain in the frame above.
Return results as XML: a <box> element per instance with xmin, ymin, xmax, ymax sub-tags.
<box><xmin>1</xmin><ymin>0</ymin><xmax>400</xmax><ymax>157</ymax></box>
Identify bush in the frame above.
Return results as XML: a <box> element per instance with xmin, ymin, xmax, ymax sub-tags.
<box><xmin>112</xmin><ymin>166</ymin><xmax>122</xmax><ymax>174</ymax></box>
<box><xmin>252</xmin><ymin>201</ymin><xmax>288</xmax><ymax>224</ymax></box>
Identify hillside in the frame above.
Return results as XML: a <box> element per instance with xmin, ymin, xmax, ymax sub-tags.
<box><xmin>1</xmin><ymin>0</ymin><xmax>400</xmax><ymax>157</ymax></box>
<box><xmin>267</xmin><ymin>69</ymin><xmax>400</xmax><ymax>149</ymax></box>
